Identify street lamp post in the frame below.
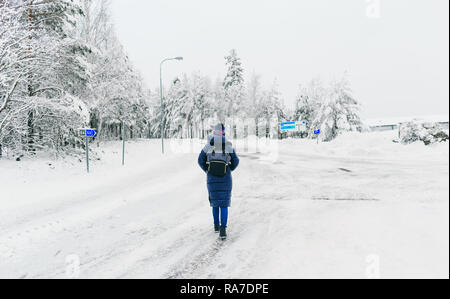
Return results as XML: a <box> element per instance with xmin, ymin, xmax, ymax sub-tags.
<box><xmin>160</xmin><ymin>57</ymin><xmax>183</xmax><ymax>154</ymax></box>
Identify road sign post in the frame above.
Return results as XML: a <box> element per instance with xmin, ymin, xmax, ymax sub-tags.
<box><xmin>79</xmin><ymin>128</ymin><xmax>97</xmax><ymax>173</ymax></box>
<box><xmin>85</xmin><ymin>135</ymin><xmax>89</xmax><ymax>173</ymax></box>
<box><xmin>314</xmin><ymin>129</ymin><xmax>321</xmax><ymax>144</ymax></box>
<box><xmin>122</xmin><ymin>121</ymin><xmax>125</xmax><ymax>166</ymax></box>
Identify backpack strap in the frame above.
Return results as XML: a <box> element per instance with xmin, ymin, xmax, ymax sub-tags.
<box><xmin>212</xmin><ymin>139</ymin><xmax>225</xmax><ymax>155</ymax></box>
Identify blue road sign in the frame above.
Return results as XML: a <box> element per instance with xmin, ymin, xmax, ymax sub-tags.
<box><xmin>86</xmin><ymin>129</ymin><xmax>97</xmax><ymax>137</ymax></box>
<box><xmin>282</xmin><ymin>125</ymin><xmax>296</xmax><ymax>130</ymax></box>
<box><xmin>314</xmin><ymin>129</ymin><xmax>321</xmax><ymax>135</ymax></box>
<box><xmin>281</xmin><ymin>122</ymin><xmax>297</xmax><ymax>131</ymax></box>
<box><xmin>78</xmin><ymin>128</ymin><xmax>97</xmax><ymax>173</ymax></box>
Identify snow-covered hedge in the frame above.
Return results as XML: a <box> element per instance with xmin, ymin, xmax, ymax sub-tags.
<box><xmin>399</xmin><ymin>121</ymin><xmax>449</xmax><ymax>145</ymax></box>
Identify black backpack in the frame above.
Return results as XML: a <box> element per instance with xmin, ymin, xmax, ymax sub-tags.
<box><xmin>207</xmin><ymin>141</ymin><xmax>229</xmax><ymax>177</ymax></box>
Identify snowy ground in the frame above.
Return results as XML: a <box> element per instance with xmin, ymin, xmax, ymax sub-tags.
<box><xmin>0</xmin><ymin>131</ymin><xmax>448</xmax><ymax>279</ymax></box>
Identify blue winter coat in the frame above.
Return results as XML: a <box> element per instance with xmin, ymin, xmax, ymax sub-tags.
<box><xmin>198</xmin><ymin>136</ymin><xmax>240</xmax><ymax>208</ymax></box>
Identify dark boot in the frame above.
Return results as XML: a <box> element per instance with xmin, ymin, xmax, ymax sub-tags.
<box><xmin>219</xmin><ymin>226</ymin><xmax>227</xmax><ymax>240</ymax></box>
<box><xmin>214</xmin><ymin>225</ymin><xmax>220</xmax><ymax>233</ymax></box>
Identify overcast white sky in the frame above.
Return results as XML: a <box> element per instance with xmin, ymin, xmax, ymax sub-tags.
<box><xmin>110</xmin><ymin>0</ymin><xmax>449</xmax><ymax>119</ymax></box>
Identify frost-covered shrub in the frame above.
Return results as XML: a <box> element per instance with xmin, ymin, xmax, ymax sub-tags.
<box><xmin>400</xmin><ymin>121</ymin><xmax>449</xmax><ymax>145</ymax></box>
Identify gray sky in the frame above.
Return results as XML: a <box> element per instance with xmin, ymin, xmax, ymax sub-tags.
<box><xmin>110</xmin><ymin>0</ymin><xmax>449</xmax><ymax>119</ymax></box>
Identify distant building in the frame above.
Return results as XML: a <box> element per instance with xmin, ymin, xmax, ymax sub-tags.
<box><xmin>367</xmin><ymin>114</ymin><xmax>449</xmax><ymax>132</ymax></box>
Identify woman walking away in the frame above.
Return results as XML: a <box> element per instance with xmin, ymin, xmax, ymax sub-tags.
<box><xmin>198</xmin><ymin>123</ymin><xmax>240</xmax><ymax>240</ymax></box>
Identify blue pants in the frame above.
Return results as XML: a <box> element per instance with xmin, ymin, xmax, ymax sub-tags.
<box><xmin>213</xmin><ymin>207</ymin><xmax>228</xmax><ymax>227</ymax></box>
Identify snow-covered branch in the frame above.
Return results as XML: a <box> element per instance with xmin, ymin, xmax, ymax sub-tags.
<box><xmin>0</xmin><ymin>76</ymin><xmax>21</xmax><ymax>114</ymax></box>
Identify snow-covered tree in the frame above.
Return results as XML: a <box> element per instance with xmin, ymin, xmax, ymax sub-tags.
<box><xmin>247</xmin><ymin>72</ymin><xmax>263</xmax><ymax>136</ymax></box>
<box><xmin>0</xmin><ymin>0</ymin><xmax>26</xmax><ymax>115</ymax></box>
<box><xmin>223</xmin><ymin>49</ymin><xmax>244</xmax><ymax>90</ymax></box>
<box><xmin>223</xmin><ymin>49</ymin><xmax>245</xmax><ymax>119</ymax></box>
<box><xmin>293</xmin><ymin>79</ymin><xmax>326</xmax><ymax>137</ymax></box>
<box><xmin>257</xmin><ymin>79</ymin><xmax>286</xmax><ymax>138</ymax></box>
<box><xmin>165</xmin><ymin>76</ymin><xmax>189</xmax><ymax>138</ymax></box>
<box><xmin>73</xmin><ymin>0</ymin><xmax>150</xmax><ymax>140</ymax></box>
<box><xmin>1</xmin><ymin>1</ymin><xmax>31</xmax><ymax>156</ymax></box>
<box><xmin>157</xmin><ymin>72</ymin><xmax>213</xmax><ymax>139</ymax></box>
<box><xmin>212</xmin><ymin>76</ymin><xmax>226</xmax><ymax>122</ymax></box>
<box><xmin>310</xmin><ymin>76</ymin><xmax>364</xmax><ymax>142</ymax></box>
<box><xmin>190</xmin><ymin>72</ymin><xmax>212</xmax><ymax>139</ymax></box>
<box><xmin>1</xmin><ymin>0</ymin><xmax>150</xmax><ymax>157</ymax></box>
<box><xmin>0</xmin><ymin>0</ymin><xmax>90</xmax><ymax>155</ymax></box>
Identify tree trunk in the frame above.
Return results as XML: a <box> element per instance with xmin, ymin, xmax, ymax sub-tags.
<box><xmin>27</xmin><ymin>1</ymin><xmax>35</xmax><ymax>153</ymax></box>
<box><xmin>27</xmin><ymin>110</ymin><xmax>35</xmax><ymax>152</ymax></box>
<box><xmin>201</xmin><ymin>119</ymin><xmax>204</xmax><ymax>139</ymax></box>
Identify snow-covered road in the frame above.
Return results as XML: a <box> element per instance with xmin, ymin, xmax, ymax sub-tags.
<box><xmin>0</xmin><ymin>132</ymin><xmax>448</xmax><ymax>278</ymax></box>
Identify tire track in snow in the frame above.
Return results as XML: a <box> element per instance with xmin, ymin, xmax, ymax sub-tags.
<box><xmin>152</xmin><ymin>153</ymin><xmax>283</xmax><ymax>279</ymax></box>
<box><xmin>53</xmin><ymin>171</ymin><xmax>207</xmax><ymax>278</ymax></box>
<box><xmin>0</xmin><ymin>154</ymin><xmax>188</xmax><ymax>231</ymax></box>
<box><xmin>0</xmin><ymin>156</ymin><xmax>192</xmax><ymax>240</ymax></box>
<box><xmin>9</xmin><ymin>172</ymin><xmax>204</xmax><ymax>279</ymax></box>
<box><xmin>0</xmin><ymin>155</ymin><xmax>205</xmax><ymax>278</ymax></box>
<box><xmin>84</xmin><ymin>154</ymin><xmax>268</xmax><ymax>279</ymax></box>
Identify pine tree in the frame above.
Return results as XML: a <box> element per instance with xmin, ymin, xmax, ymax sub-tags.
<box><xmin>223</xmin><ymin>49</ymin><xmax>245</xmax><ymax>119</ymax></box>
<box><xmin>223</xmin><ymin>49</ymin><xmax>244</xmax><ymax>90</ymax></box>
